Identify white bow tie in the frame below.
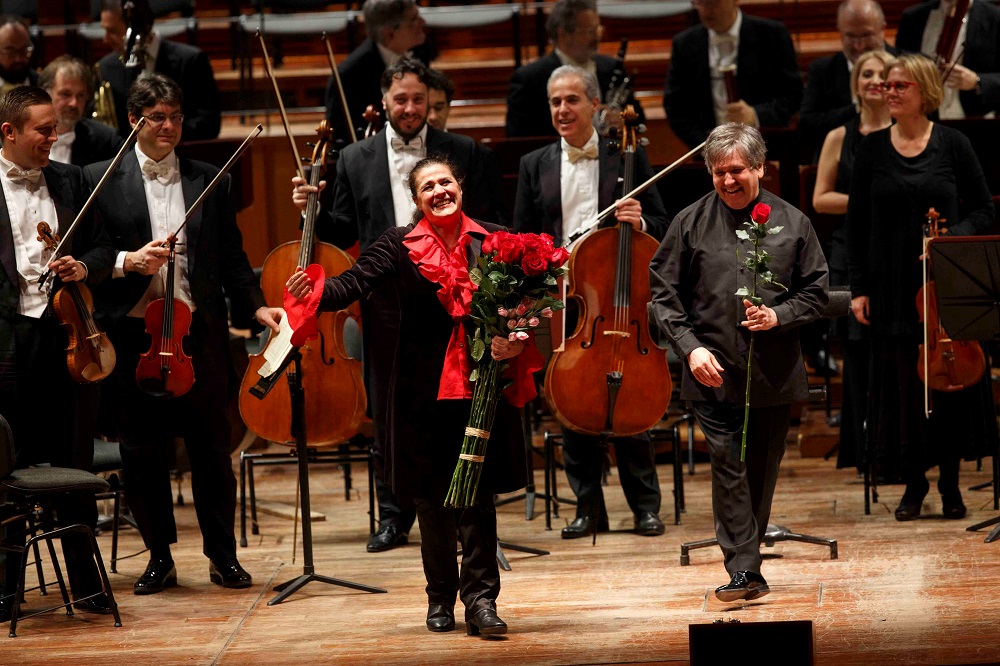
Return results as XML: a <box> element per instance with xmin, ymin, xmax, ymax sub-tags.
<box><xmin>390</xmin><ymin>135</ymin><xmax>423</xmax><ymax>152</ymax></box>
<box><xmin>7</xmin><ymin>165</ymin><xmax>42</xmax><ymax>190</ymax></box>
<box><xmin>142</xmin><ymin>159</ymin><xmax>175</xmax><ymax>184</ymax></box>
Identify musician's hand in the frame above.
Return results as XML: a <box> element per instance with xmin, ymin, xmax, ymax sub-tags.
<box><xmin>491</xmin><ymin>335</ymin><xmax>525</xmax><ymax>361</ymax></box>
<box><xmin>285</xmin><ymin>267</ymin><xmax>313</xmax><ymax>300</ymax></box>
<box><xmin>742</xmin><ymin>299</ymin><xmax>778</xmax><ymax>331</ymax></box>
<box><xmin>48</xmin><ymin>256</ymin><xmax>86</xmax><ymax>282</ymax></box>
<box><xmin>254</xmin><ymin>307</ymin><xmax>283</xmax><ymax>334</ymax></box>
<box><xmin>124</xmin><ymin>239</ymin><xmax>170</xmax><ymax>275</ymax></box>
<box><xmin>613</xmin><ymin>198</ymin><xmax>643</xmax><ymax>230</ymax></box>
<box><xmin>726</xmin><ymin>100</ymin><xmax>758</xmax><ymax>126</ymax></box>
<box><xmin>851</xmin><ymin>295</ymin><xmax>870</xmax><ymax>326</ymax></box>
<box><xmin>292</xmin><ymin>176</ymin><xmax>326</xmax><ymax>212</ymax></box>
<box><xmin>688</xmin><ymin>347</ymin><xmax>724</xmax><ymax>388</ymax></box>
<box><xmin>943</xmin><ymin>63</ymin><xmax>979</xmax><ymax>91</ymax></box>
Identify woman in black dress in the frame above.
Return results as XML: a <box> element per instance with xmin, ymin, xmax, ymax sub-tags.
<box><xmin>287</xmin><ymin>157</ymin><xmax>529</xmax><ymax>636</ymax></box>
<box><xmin>847</xmin><ymin>54</ymin><xmax>994</xmax><ymax>521</ymax></box>
<box><xmin>813</xmin><ymin>49</ymin><xmax>893</xmax><ymax>473</ymax></box>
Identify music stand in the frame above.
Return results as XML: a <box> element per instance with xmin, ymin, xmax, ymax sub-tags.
<box><xmin>926</xmin><ymin>237</ymin><xmax>1000</xmax><ymax>542</ymax></box>
<box><xmin>249</xmin><ymin>346</ymin><xmax>387</xmax><ymax>603</ymax></box>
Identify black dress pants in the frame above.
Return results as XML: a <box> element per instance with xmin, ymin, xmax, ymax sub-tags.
<box><xmin>108</xmin><ymin>315</ymin><xmax>238</xmax><ymax>564</ymax></box>
<box><xmin>692</xmin><ymin>401</ymin><xmax>790</xmax><ymax>576</ymax></box>
<box><xmin>561</xmin><ymin>429</ymin><xmax>661</xmax><ymax>522</ymax></box>
<box><xmin>412</xmin><ymin>491</ymin><xmax>499</xmax><ymax>618</ymax></box>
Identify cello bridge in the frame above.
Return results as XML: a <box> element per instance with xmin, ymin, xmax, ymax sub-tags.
<box><xmin>602</xmin><ymin>331</ymin><xmax>630</xmax><ymax>338</ymax></box>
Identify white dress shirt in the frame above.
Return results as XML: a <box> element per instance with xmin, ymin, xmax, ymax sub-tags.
<box><xmin>115</xmin><ymin>145</ymin><xmax>195</xmax><ymax>317</ymax></box>
<box><xmin>555</xmin><ymin>47</ymin><xmax>599</xmax><ymax>80</ymax></box>
<box><xmin>560</xmin><ymin>130</ymin><xmax>601</xmax><ymax>243</ymax></box>
<box><xmin>377</xmin><ymin>42</ymin><xmax>407</xmax><ymax>68</ymax></box>
<box><xmin>50</xmin><ymin>129</ymin><xmax>76</xmax><ymax>165</ymax></box>
<box><xmin>709</xmin><ymin>10</ymin><xmax>743</xmax><ymax>126</ymax></box>
<box><xmin>0</xmin><ymin>152</ymin><xmax>60</xmax><ymax>318</ymax></box>
<box><xmin>139</xmin><ymin>29</ymin><xmax>161</xmax><ymax>78</ymax></box>
<box><xmin>385</xmin><ymin>123</ymin><xmax>428</xmax><ymax>228</ymax></box>
<box><xmin>921</xmin><ymin>0</ymin><xmax>972</xmax><ymax>120</ymax></box>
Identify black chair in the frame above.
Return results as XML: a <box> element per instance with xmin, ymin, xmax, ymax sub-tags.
<box><xmin>0</xmin><ymin>415</ymin><xmax>122</xmax><ymax>637</ymax></box>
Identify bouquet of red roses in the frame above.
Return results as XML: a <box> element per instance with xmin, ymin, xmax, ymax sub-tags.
<box><xmin>734</xmin><ymin>202</ymin><xmax>787</xmax><ymax>461</ymax></box>
<box><xmin>444</xmin><ymin>231</ymin><xmax>569</xmax><ymax>508</ymax></box>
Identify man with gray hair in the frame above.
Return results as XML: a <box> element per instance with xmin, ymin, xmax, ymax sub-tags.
<box><xmin>514</xmin><ymin>65</ymin><xmax>667</xmax><ymax>539</ymax></box>
<box><xmin>799</xmin><ymin>0</ymin><xmax>893</xmax><ymax>160</ymax></box>
<box><xmin>506</xmin><ymin>0</ymin><xmax>644</xmax><ymax>138</ymax></box>
<box><xmin>650</xmin><ymin>123</ymin><xmax>828</xmax><ymax>601</ymax></box>
<box><xmin>325</xmin><ymin>0</ymin><xmax>429</xmax><ymax>140</ymax></box>
<box><xmin>39</xmin><ymin>55</ymin><xmax>124</xmax><ymax>167</ymax></box>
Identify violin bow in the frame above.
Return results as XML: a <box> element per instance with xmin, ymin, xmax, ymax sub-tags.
<box><xmin>322</xmin><ymin>32</ymin><xmax>357</xmax><ymax>143</ymax></box>
<box><xmin>567</xmin><ymin>141</ymin><xmax>706</xmax><ymax>246</ymax></box>
<box><xmin>256</xmin><ymin>30</ymin><xmax>306</xmax><ymax>181</ymax></box>
<box><xmin>37</xmin><ymin>116</ymin><xmax>148</xmax><ymax>290</ymax></box>
<box><xmin>166</xmin><ymin>124</ymin><xmax>263</xmax><ymax>241</ymax></box>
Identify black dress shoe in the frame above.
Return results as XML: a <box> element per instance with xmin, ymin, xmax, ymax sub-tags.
<box><xmin>134</xmin><ymin>558</ymin><xmax>177</xmax><ymax>595</ymax></box>
<box><xmin>560</xmin><ymin>516</ymin><xmax>609</xmax><ymax>539</ymax></box>
<box><xmin>0</xmin><ymin>597</ymin><xmax>16</xmax><ymax>623</ymax></box>
<box><xmin>634</xmin><ymin>511</ymin><xmax>665</xmax><ymax>536</ymax></box>
<box><xmin>367</xmin><ymin>524</ymin><xmax>408</xmax><ymax>553</ymax></box>
<box><xmin>466</xmin><ymin>607</ymin><xmax>507</xmax><ymax>636</ymax></box>
<box><xmin>426</xmin><ymin>603</ymin><xmax>455</xmax><ymax>632</ymax></box>
<box><xmin>895</xmin><ymin>479</ymin><xmax>929</xmax><ymax>522</ymax></box>
<box><xmin>715</xmin><ymin>571</ymin><xmax>769</xmax><ymax>602</ymax></box>
<box><xmin>209</xmin><ymin>559</ymin><xmax>253</xmax><ymax>589</ymax></box>
<box><xmin>73</xmin><ymin>594</ymin><xmax>115</xmax><ymax>614</ymax></box>
<box><xmin>942</xmin><ymin>494</ymin><xmax>967</xmax><ymax>520</ymax></box>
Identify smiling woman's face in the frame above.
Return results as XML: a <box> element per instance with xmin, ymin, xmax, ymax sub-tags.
<box><xmin>413</xmin><ymin>163</ymin><xmax>463</xmax><ymax>225</ymax></box>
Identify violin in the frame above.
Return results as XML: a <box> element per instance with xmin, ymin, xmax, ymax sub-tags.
<box><xmin>544</xmin><ymin>106</ymin><xmax>672</xmax><ymax>436</ymax></box>
<box><xmin>37</xmin><ymin>222</ymin><xmax>116</xmax><ymax>383</ymax></box>
<box><xmin>916</xmin><ymin>207</ymin><xmax>986</xmax><ymax>415</ymax></box>
<box><xmin>362</xmin><ymin>104</ymin><xmax>383</xmax><ymax>139</ymax></box>
<box><xmin>322</xmin><ymin>31</ymin><xmax>358</xmax><ymax>144</ymax></box>
<box><xmin>720</xmin><ymin>64</ymin><xmax>739</xmax><ymax>104</ymax></box>
<box><xmin>135</xmin><ymin>236</ymin><xmax>194</xmax><ymax>397</ymax></box>
<box><xmin>935</xmin><ymin>0</ymin><xmax>971</xmax><ymax>82</ymax></box>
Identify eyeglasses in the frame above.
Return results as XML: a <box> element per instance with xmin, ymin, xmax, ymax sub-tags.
<box><xmin>881</xmin><ymin>81</ymin><xmax>919</xmax><ymax>94</ymax></box>
<box><xmin>842</xmin><ymin>31</ymin><xmax>880</xmax><ymax>43</ymax></box>
<box><xmin>142</xmin><ymin>113</ymin><xmax>185</xmax><ymax>127</ymax></box>
<box><xmin>0</xmin><ymin>45</ymin><xmax>34</xmax><ymax>58</ymax></box>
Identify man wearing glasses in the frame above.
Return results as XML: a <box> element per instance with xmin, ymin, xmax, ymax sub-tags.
<box><xmin>663</xmin><ymin>0</ymin><xmax>802</xmax><ymax>150</ymax></box>
<box><xmin>0</xmin><ymin>17</ymin><xmax>37</xmax><ymax>93</ymax></box>
<box><xmin>84</xmin><ymin>73</ymin><xmax>283</xmax><ymax>597</ymax></box>
<box><xmin>506</xmin><ymin>0</ymin><xmax>645</xmax><ymax>138</ymax></box>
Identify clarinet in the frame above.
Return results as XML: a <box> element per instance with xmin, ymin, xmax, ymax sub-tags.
<box><xmin>606</xmin><ymin>39</ymin><xmax>631</xmax><ymax>111</ymax></box>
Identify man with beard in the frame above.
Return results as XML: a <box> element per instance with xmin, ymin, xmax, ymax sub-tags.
<box><xmin>0</xmin><ymin>17</ymin><xmax>37</xmax><ymax>93</ymax></box>
<box><xmin>292</xmin><ymin>57</ymin><xmax>507</xmax><ymax>553</ymax></box>
<box><xmin>39</xmin><ymin>56</ymin><xmax>124</xmax><ymax>167</ymax></box>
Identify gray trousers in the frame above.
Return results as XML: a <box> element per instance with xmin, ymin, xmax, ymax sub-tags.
<box><xmin>691</xmin><ymin>401</ymin><xmax>790</xmax><ymax>575</ymax></box>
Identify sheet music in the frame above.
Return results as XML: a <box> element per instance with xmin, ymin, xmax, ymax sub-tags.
<box><xmin>259</xmin><ymin>314</ymin><xmax>294</xmax><ymax>377</ymax></box>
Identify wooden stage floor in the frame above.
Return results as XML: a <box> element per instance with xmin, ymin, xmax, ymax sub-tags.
<box><xmin>9</xmin><ymin>415</ymin><xmax>1000</xmax><ymax>665</ymax></box>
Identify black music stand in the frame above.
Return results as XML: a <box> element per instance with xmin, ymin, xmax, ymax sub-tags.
<box><xmin>925</xmin><ymin>237</ymin><xmax>1000</xmax><ymax>542</ymax></box>
<box><xmin>249</xmin><ymin>347</ymin><xmax>386</xmax><ymax>603</ymax></box>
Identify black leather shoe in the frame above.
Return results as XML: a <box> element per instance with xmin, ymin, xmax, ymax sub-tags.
<box><xmin>74</xmin><ymin>594</ymin><xmax>114</xmax><ymax>614</ymax></box>
<box><xmin>561</xmin><ymin>516</ymin><xmax>609</xmax><ymax>539</ymax></box>
<box><xmin>715</xmin><ymin>571</ymin><xmax>769</xmax><ymax>602</ymax></box>
<box><xmin>367</xmin><ymin>524</ymin><xmax>408</xmax><ymax>553</ymax></box>
<box><xmin>209</xmin><ymin>559</ymin><xmax>253</xmax><ymax>589</ymax></box>
<box><xmin>426</xmin><ymin>603</ymin><xmax>455</xmax><ymax>632</ymax></box>
<box><xmin>466</xmin><ymin>607</ymin><xmax>507</xmax><ymax>636</ymax></box>
<box><xmin>0</xmin><ymin>597</ymin><xmax>15</xmax><ymax>623</ymax></box>
<box><xmin>134</xmin><ymin>558</ymin><xmax>177</xmax><ymax>595</ymax></box>
<box><xmin>634</xmin><ymin>511</ymin><xmax>665</xmax><ymax>536</ymax></box>
<box><xmin>942</xmin><ymin>494</ymin><xmax>967</xmax><ymax>520</ymax></box>
<box><xmin>895</xmin><ymin>479</ymin><xmax>929</xmax><ymax>522</ymax></box>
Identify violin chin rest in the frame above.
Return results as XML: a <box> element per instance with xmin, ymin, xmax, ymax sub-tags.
<box><xmin>136</xmin><ymin>377</ymin><xmax>173</xmax><ymax>399</ymax></box>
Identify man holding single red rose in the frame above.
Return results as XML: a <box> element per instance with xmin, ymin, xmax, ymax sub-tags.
<box><xmin>649</xmin><ymin>123</ymin><xmax>829</xmax><ymax>601</ymax></box>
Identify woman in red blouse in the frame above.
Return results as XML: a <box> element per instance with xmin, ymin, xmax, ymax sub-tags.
<box><xmin>287</xmin><ymin>157</ymin><xmax>532</xmax><ymax>637</ymax></box>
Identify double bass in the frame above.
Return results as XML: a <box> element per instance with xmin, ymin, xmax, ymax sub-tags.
<box><xmin>917</xmin><ymin>207</ymin><xmax>986</xmax><ymax>415</ymax></box>
<box><xmin>544</xmin><ymin>106</ymin><xmax>672</xmax><ymax>436</ymax></box>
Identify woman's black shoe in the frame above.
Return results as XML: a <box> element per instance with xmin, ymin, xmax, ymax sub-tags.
<box><xmin>895</xmin><ymin>479</ymin><xmax>929</xmax><ymax>522</ymax></box>
<box><xmin>426</xmin><ymin>603</ymin><xmax>455</xmax><ymax>632</ymax></box>
<box><xmin>466</xmin><ymin>607</ymin><xmax>507</xmax><ymax>636</ymax></box>
<box><xmin>942</xmin><ymin>495</ymin><xmax>967</xmax><ymax>520</ymax></box>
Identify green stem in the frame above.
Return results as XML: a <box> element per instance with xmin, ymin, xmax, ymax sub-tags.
<box><xmin>740</xmin><ymin>241</ymin><xmax>760</xmax><ymax>463</ymax></box>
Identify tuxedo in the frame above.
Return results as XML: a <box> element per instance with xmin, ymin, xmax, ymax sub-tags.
<box><xmin>663</xmin><ymin>14</ymin><xmax>803</xmax><ymax>149</ymax></box>
<box><xmin>98</xmin><ymin>39</ymin><xmax>222</xmax><ymax>141</ymax></box>
<box><xmin>505</xmin><ymin>51</ymin><xmax>646</xmax><ymax>138</ymax></box>
<box><xmin>69</xmin><ymin>119</ymin><xmax>125</xmax><ymax>168</ymax></box>
<box><xmin>513</xmin><ymin>138</ymin><xmax>667</xmax><ymax>523</ymax></box>
<box><xmin>84</xmin><ymin>153</ymin><xmax>264</xmax><ymax>563</ymax></box>
<box><xmin>896</xmin><ymin>0</ymin><xmax>1000</xmax><ymax>117</ymax></box>
<box><xmin>0</xmin><ymin>160</ymin><xmax>114</xmax><ymax>600</ymax></box>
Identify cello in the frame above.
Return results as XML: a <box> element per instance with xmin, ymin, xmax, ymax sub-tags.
<box><xmin>544</xmin><ymin>106</ymin><xmax>672</xmax><ymax>436</ymax></box>
<box><xmin>916</xmin><ymin>207</ymin><xmax>986</xmax><ymax>416</ymax></box>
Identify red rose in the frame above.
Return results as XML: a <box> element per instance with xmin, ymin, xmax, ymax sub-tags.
<box><xmin>493</xmin><ymin>232</ymin><xmax>525</xmax><ymax>264</ymax></box>
<box><xmin>522</xmin><ymin>251</ymin><xmax>549</xmax><ymax>276</ymax></box>
<box><xmin>549</xmin><ymin>246</ymin><xmax>570</xmax><ymax>268</ymax></box>
<box><xmin>519</xmin><ymin>235</ymin><xmax>551</xmax><ymax>275</ymax></box>
<box><xmin>751</xmin><ymin>202</ymin><xmax>771</xmax><ymax>226</ymax></box>
<box><xmin>482</xmin><ymin>233</ymin><xmax>496</xmax><ymax>255</ymax></box>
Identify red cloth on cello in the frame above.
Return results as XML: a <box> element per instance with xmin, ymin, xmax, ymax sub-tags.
<box><xmin>283</xmin><ymin>263</ymin><xmax>325</xmax><ymax>346</ymax></box>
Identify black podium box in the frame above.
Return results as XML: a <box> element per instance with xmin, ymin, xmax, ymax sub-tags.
<box><xmin>690</xmin><ymin>619</ymin><xmax>814</xmax><ymax>666</ymax></box>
